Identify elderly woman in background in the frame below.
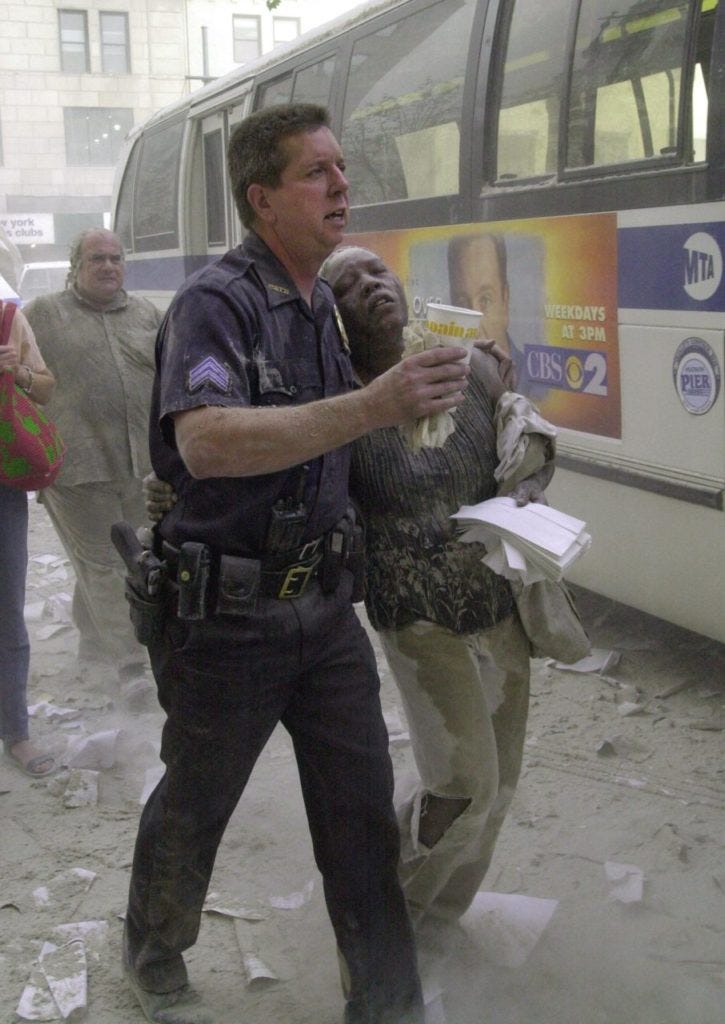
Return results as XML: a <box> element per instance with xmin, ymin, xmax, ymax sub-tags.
<box><xmin>0</xmin><ymin>301</ymin><xmax>56</xmax><ymax>776</ymax></box>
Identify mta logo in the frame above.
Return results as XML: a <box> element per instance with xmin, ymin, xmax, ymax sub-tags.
<box><xmin>683</xmin><ymin>231</ymin><xmax>722</xmax><ymax>301</ymax></box>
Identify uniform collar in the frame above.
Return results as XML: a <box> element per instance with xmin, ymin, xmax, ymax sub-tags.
<box><xmin>242</xmin><ymin>231</ymin><xmax>331</xmax><ymax>314</ymax></box>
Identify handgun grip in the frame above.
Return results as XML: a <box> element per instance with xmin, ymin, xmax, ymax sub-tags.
<box><xmin>111</xmin><ymin>521</ymin><xmax>144</xmax><ymax>574</ymax></box>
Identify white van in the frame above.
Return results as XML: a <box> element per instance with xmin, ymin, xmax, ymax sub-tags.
<box><xmin>18</xmin><ymin>261</ymin><xmax>70</xmax><ymax>303</ymax></box>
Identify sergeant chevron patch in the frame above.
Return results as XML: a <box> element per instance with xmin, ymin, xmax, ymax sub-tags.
<box><xmin>188</xmin><ymin>356</ymin><xmax>230</xmax><ymax>394</ymax></box>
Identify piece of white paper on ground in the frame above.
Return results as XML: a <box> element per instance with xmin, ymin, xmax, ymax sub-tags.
<box><xmin>28</xmin><ymin>702</ymin><xmax>83</xmax><ymax>724</ymax></box>
<box><xmin>64</xmin><ymin>729</ymin><xmax>121</xmax><ymax>770</ymax></box>
<box><xmin>233</xmin><ymin>919</ymin><xmax>285</xmax><ymax>989</ymax></box>
<box><xmin>32</xmin><ymin>868</ymin><xmax>96</xmax><ymax>913</ymax></box>
<box><xmin>61</xmin><ymin>768</ymin><xmax>99</xmax><ymax>808</ymax></box>
<box><xmin>268</xmin><ymin>878</ymin><xmax>314</xmax><ymax>909</ymax></box>
<box><xmin>52</xmin><ymin>921</ymin><xmax>109</xmax><ymax>961</ymax></box>
<box><xmin>202</xmin><ymin>892</ymin><xmax>267</xmax><ymax>921</ymax></box>
<box><xmin>423</xmin><ymin>986</ymin><xmax>447</xmax><ymax>1024</ymax></box>
<box><xmin>41</xmin><ymin>939</ymin><xmax>87</xmax><ymax>1020</ymax></box>
<box><xmin>460</xmin><ymin>892</ymin><xmax>559</xmax><ymax>967</ymax></box>
<box><xmin>605</xmin><ymin>861</ymin><xmax>644</xmax><ymax>903</ymax></box>
<box><xmin>16</xmin><ymin>939</ymin><xmax>87</xmax><ymax>1022</ymax></box>
<box><xmin>550</xmin><ymin>648</ymin><xmax>621</xmax><ymax>674</ymax></box>
<box><xmin>140</xmin><ymin>765</ymin><xmax>165</xmax><ymax>803</ymax></box>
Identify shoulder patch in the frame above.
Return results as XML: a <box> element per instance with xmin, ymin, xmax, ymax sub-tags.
<box><xmin>188</xmin><ymin>356</ymin><xmax>231</xmax><ymax>394</ymax></box>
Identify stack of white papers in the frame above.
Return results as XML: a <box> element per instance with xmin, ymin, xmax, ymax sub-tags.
<box><xmin>452</xmin><ymin>496</ymin><xmax>591</xmax><ymax>585</ymax></box>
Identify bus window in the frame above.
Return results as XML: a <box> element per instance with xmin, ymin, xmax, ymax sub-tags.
<box><xmin>114</xmin><ymin>136</ymin><xmax>140</xmax><ymax>252</ymax></box>
<box><xmin>203</xmin><ymin>128</ymin><xmax>226</xmax><ymax>247</ymax></box>
<box><xmin>495</xmin><ymin>0</ymin><xmax>573</xmax><ymax>181</ymax></box>
<box><xmin>691</xmin><ymin>0</ymin><xmax>717</xmax><ymax>161</ymax></box>
<box><xmin>566</xmin><ymin>0</ymin><xmax>691</xmax><ymax>168</ymax></box>
<box><xmin>341</xmin><ymin>0</ymin><xmax>477</xmax><ymax>205</ymax></box>
<box><xmin>292</xmin><ymin>56</ymin><xmax>336</xmax><ymax>107</ymax></box>
<box><xmin>256</xmin><ymin>73</ymin><xmax>293</xmax><ymax>108</ymax></box>
<box><xmin>132</xmin><ymin>119</ymin><xmax>184</xmax><ymax>251</ymax></box>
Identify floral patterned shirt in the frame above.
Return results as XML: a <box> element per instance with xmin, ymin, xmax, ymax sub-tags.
<box><xmin>350</xmin><ymin>370</ymin><xmax>514</xmax><ymax>634</ymax></box>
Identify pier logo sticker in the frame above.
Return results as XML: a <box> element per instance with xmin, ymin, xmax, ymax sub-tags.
<box><xmin>672</xmin><ymin>338</ymin><xmax>721</xmax><ymax>415</ymax></box>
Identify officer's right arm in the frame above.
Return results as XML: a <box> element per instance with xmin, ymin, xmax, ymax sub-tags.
<box><xmin>174</xmin><ymin>346</ymin><xmax>470</xmax><ymax>479</ymax></box>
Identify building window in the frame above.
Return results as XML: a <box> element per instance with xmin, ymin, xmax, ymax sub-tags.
<box><xmin>59</xmin><ymin>9</ymin><xmax>90</xmax><ymax>73</ymax></box>
<box><xmin>100</xmin><ymin>12</ymin><xmax>130</xmax><ymax>74</ymax></box>
<box><xmin>63</xmin><ymin>107</ymin><xmax>134</xmax><ymax>166</ymax></box>
<box><xmin>233</xmin><ymin>15</ymin><xmax>261</xmax><ymax>64</ymax></box>
<box><xmin>273</xmin><ymin>17</ymin><xmax>301</xmax><ymax>46</ymax></box>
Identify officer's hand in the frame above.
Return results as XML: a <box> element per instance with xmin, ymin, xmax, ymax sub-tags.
<box><xmin>368</xmin><ymin>345</ymin><xmax>469</xmax><ymax>427</ymax></box>
<box><xmin>143</xmin><ymin>471</ymin><xmax>177</xmax><ymax>522</ymax></box>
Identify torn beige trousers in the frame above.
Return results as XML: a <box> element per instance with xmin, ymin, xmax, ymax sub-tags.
<box><xmin>380</xmin><ymin>611</ymin><xmax>530</xmax><ymax>926</ymax></box>
<box><xmin>40</xmin><ymin>478</ymin><xmax>148</xmax><ymax>669</ymax></box>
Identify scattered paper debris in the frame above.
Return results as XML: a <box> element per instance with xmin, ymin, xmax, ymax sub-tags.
<box><xmin>140</xmin><ymin>765</ymin><xmax>165</xmax><ymax>804</ymax></box>
<box><xmin>268</xmin><ymin>879</ymin><xmax>314</xmax><ymax>910</ymax></box>
<box><xmin>615</xmin><ymin>683</ymin><xmax>646</xmax><ymax>716</ymax></box>
<box><xmin>29</xmin><ymin>554</ymin><xmax>67</xmax><ymax>571</ymax></box>
<box><xmin>551</xmin><ymin>649</ymin><xmax>620</xmax><ymax>674</ymax></box>
<box><xmin>53</xmin><ymin>769</ymin><xmax>99</xmax><ymax>808</ymax></box>
<box><xmin>422</xmin><ymin>980</ymin><xmax>447</xmax><ymax>1024</ymax></box>
<box><xmin>52</xmin><ymin>921</ymin><xmax>109</xmax><ymax>962</ymax></box>
<box><xmin>596</xmin><ymin>735</ymin><xmax>651</xmax><ymax>761</ymax></box>
<box><xmin>28</xmin><ymin>702</ymin><xmax>83</xmax><ymax>724</ymax></box>
<box><xmin>605</xmin><ymin>861</ymin><xmax>644</xmax><ymax>903</ymax></box>
<box><xmin>203</xmin><ymin>893</ymin><xmax>267</xmax><ymax>921</ymax></box>
<box><xmin>32</xmin><ymin>869</ymin><xmax>96</xmax><ymax>913</ymax></box>
<box><xmin>24</xmin><ymin>601</ymin><xmax>47</xmax><ymax>622</ymax></box>
<box><xmin>459</xmin><ymin>891</ymin><xmax>559</xmax><ymax>967</ymax></box>
<box><xmin>46</xmin><ymin>593</ymin><xmax>73</xmax><ymax>623</ymax></box>
<box><xmin>16</xmin><ymin>956</ymin><xmax>57</xmax><ymax>1021</ymax></box>
<box><xmin>64</xmin><ymin>730</ymin><xmax>121</xmax><ymax>770</ymax></box>
<box><xmin>41</xmin><ymin>939</ymin><xmax>87</xmax><ymax>1020</ymax></box>
<box><xmin>16</xmin><ymin>939</ymin><xmax>87</xmax><ymax>1022</ymax></box>
<box><xmin>240</xmin><ymin>950</ymin><xmax>279</xmax><ymax>987</ymax></box>
<box><xmin>384</xmin><ymin>707</ymin><xmax>410</xmax><ymax>747</ymax></box>
<box><xmin>36</xmin><ymin>624</ymin><xmax>74</xmax><ymax>641</ymax></box>
<box><xmin>233</xmin><ymin>918</ymin><xmax>287</xmax><ymax>989</ymax></box>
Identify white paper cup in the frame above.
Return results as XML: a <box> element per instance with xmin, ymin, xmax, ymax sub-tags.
<box><xmin>425</xmin><ymin>302</ymin><xmax>482</xmax><ymax>363</ymax></box>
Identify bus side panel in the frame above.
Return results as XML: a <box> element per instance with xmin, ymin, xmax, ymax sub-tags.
<box><xmin>550</xmin><ymin>470</ymin><xmax>725</xmax><ymax>643</ymax></box>
<box><xmin>349</xmin><ymin>201</ymin><xmax>725</xmax><ymax>643</ymax></box>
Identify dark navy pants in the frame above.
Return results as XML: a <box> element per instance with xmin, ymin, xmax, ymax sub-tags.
<box><xmin>125</xmin><ymin>573</ymin><xmax>423</xmax><ymax>1024</ymax></box>
<box><xmin>0</xmin><ymin>486</ymin><xmax>31</xmax><ymax>747</ymax></box>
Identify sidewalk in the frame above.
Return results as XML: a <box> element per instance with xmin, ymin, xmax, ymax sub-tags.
<box><xmin>1</xmin><ymin>497</ymin><xmax>723</xmax><ymax>1024</ymax></box>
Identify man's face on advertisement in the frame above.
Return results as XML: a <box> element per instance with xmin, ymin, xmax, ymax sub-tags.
<box><xmin>449</xmin><ymin>235</ymin><xmax>510</xmax><ymax>349</ymax></box>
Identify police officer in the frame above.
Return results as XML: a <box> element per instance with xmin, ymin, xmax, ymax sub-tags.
<box><xmin>122</xmin><ymin>104</ymin><xmax>470</xmax><ymax>1024</ymax></box>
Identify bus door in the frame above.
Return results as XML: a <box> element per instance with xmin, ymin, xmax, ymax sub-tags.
<box><xmin>227</xmin><ymin>95</ymin><xmax>253</xmax><ymax>247</ymax></box>
<box><xmin>200</xmin><ymin>112</ymin><xmax>230</xmax><ymax>257</ymax></box>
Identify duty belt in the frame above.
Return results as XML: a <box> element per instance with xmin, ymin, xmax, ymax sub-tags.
<box><xmin>161</xmin><ymin>537</ymin><xmax>324</xmax><ymax>602</ymax></box>
<box><xmin>259</xmin><ymin>539</ymin><xmax>323</xmax><ymax>599</ymax></box>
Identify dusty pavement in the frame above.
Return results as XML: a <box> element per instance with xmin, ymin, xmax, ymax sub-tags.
<box><xmin>1</xmin><ymin>497</ymin><xmax>723</xmax><ymax>1024</ymax></box>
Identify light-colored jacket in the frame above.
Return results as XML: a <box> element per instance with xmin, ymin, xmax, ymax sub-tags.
<box><xmin>25</xmin><ymin>288</ymin><xmax>162</xmax><ymax>486</ymax></box>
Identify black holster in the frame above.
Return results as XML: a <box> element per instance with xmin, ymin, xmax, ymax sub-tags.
<box><xmin>321</xmin><ymin>508</ymin><xmax>366</xmax><ymax>602</ymax></box>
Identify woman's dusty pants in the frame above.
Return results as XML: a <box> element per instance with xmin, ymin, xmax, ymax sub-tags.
<box><xmin>380</xmin><ymin>612</ymin><xmax>530</xmax><ymax>926</ymax></box>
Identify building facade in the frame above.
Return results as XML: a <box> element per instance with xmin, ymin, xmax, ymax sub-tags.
<box><xmin>0</xmin><ymin>0</ymin><xmax>359</xmax><ymax>262</ymax></box>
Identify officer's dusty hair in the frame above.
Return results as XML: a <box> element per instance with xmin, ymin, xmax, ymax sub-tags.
<box><xmin>228</xmin><ymin>104</ymin><xmax>331</xmax><ymax>230</ymax></box>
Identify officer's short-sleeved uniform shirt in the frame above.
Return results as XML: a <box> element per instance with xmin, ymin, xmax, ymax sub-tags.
<box><xmin>150</xmin><ymin>232</ymin><xmax>355</xmax><ymax>556</ymax></box>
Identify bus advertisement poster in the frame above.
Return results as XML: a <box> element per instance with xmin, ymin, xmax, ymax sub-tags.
<box><xmin>352</xmin><ymin>212</ymin><xmax>621</xmax><ymax>439</ymax></box>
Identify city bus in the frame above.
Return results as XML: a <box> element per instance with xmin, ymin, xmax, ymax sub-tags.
<box><xmin>111</xmin><ymin>0</ymin><xmax>725</xmax><ymax>643</ymax></box>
